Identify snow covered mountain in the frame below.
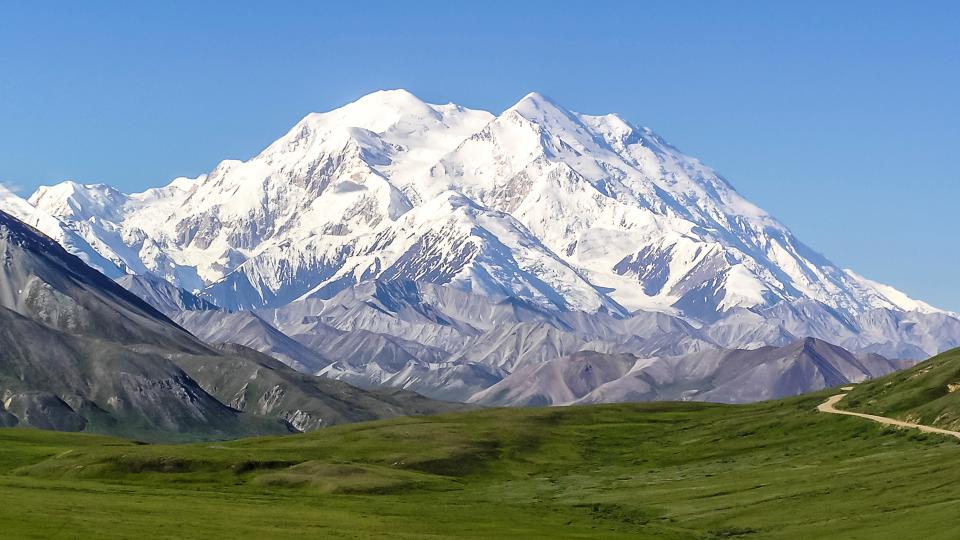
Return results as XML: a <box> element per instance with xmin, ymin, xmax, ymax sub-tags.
<box><xmin>0</xmin><ymin>185</ymin><xmax>122</xmax><ymax>278</ymax></box>
<box><xmin>23</xmin><ymin>89</ymin><xmax>940</xmax><ymax>324</ymax></box>
<box><xmin>5</xmin><ymin>89</ymin><xmax>958</xmax><ymax>406</ymax></box>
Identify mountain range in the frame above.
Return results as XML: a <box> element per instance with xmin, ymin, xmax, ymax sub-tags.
<box><xmin>0</xmin><ymin>210</ymin><xmax>463</xmax><ymax>440</ymax></box>
<box><xmin>2</xmin><ymin>89</ymin><xmax>958</xmax><ymax>414</ymax></box>
<box><xmin>20</xmin><ymin>90</ymin><xmax>947</xmax><ymax>319</ymax></box>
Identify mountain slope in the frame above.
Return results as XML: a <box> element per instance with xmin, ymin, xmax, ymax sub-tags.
<box><xmin>0</xmin><ymin>210</ymin><xmax>203</xmax><ymax>353</ymax></box>
<box><xmin>469</xmin><ymin>350</ymin><xmax>639</xmax><ymax>406</ymax></box>
<box><xmin>173</xmin><ymin>343</ymin><xmax>465</xmax><ymax>432</ymax></box>
<box><xmin>843</xmin><ymin>347</ymin><xmax>960</xmax><ymax>430</ymax></box>
<box><xmin>115</xmin><ymin>273</ymin><xmax>219</xmax><ymax>318</ymax></box>
<box><xmin>427</xmin><ymin>92</ymin><xmax>936</xmax><ymax>320</ymax></box>
<box><xmin>0</xmin><ymin>305</ymin><xmax>283</xmax><ymax>439</ymax></box>
<box><xmin>0</xmin><ymin>210</ymin><xmax>463</xmax><ymax>438</ymax></box>
<box><xmin>472</xmin><ymin>339</ymin><xmax>908</xmax><ymax>406</ymax></box>
<box><xmin>0</xmin><ymin>185</ymin><xmax>123</xmax><ymax>278</ymax></box>
<box><xmin>173</xmin><ymin>310</ymin><xmax>330</xmax><ymax>372</ymax></box>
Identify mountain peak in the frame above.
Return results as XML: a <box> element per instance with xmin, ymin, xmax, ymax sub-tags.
<box><xmin>30</xmin><ymin>180</ymin><xmax>126</xmax><ymax>222</ymax></box>
<box><xmin>516</xmin><ymin>91</ymin><xmax>556</xmax><ymax>105</ymax></box>
<box><xmin>337</xmin><ymin>88</ymin><xmax>441</xmax><ymax>124</ymax></box>
<box><xmin>353</xmin><ymin>88</ymin><xmax>429</xmax><ymax>109</ymax></box>
<box><xmin>287</xmin><ymin>88</ymin><xmax>472</xmax><ymax>146</ymax></box>
<box><xmin>509</xmin><ymin>91</ymin><xmax>569</xmax><ymax>118</ymax></box>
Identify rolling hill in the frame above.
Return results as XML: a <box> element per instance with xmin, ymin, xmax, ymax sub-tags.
<box><xmin>2</xmin><ymin>384</ymin><xmax>960</xmax><ymax>539</ymax></box>
<box><xmin>843</xmin><ymin>347</ymin><xmax>960</xmax><ymax>430</ymax></box>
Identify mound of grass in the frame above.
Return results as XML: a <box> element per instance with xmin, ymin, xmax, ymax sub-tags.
<box><xmin>253</xmin><ymin>462</ymin><xmax>452</xmax><ymax>494</ymax></box>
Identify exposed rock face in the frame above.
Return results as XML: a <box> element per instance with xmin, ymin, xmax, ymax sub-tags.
<box><xmin>173</xmin><ymin>310</ymin><xmax>330</xmax><ymax>373</ymax></box>
<box><xmin>0</xmin><ymin>305</ymin><xmax>254</xmax><ymax>439</ymax></box>
<box><xmin>0</xmin><ymin>211</ymin><xmax>465</xmax><ymax>440</ymax></box>
<box><xmin>115</xmin><ymin>273</ymin><xmax>219</xmax><ymax>318</ymax></box>
<box><xmin>470</xmin><ymin>340</ymin><xmax>909</xmax><ymax>407</ymax></box>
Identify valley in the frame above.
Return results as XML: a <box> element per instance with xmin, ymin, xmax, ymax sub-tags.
<box><xmin>3</xmin><ymin>377</ymin><xmax>960</xmax><ymax>538</ymax></box>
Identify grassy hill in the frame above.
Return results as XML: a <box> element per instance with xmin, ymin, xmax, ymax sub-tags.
<box><xmin>3</xmin><ymin>389</ymin><xmax>960</xmax><ymax>539</ymax></box>
<box><xmin>844</xmin><ymin>347</ymin><xmax>960</xmax><ymax>429</ymax></box>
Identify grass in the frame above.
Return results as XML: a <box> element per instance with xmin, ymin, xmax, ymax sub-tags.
<box><xmin>845</xmin><ymin>348</ymin><xmax>960</xmax><ymax>429</ymax></box>
<box><xmin>3</xmin><ymin>391</ymin><xmax>960</xmax><ymax>538</ymax></box>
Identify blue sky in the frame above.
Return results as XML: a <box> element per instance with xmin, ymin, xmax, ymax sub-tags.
<box><xmin>1</xmin><ymin>2</ymin><xmax>957</xmax><ymax>310</ymax></box>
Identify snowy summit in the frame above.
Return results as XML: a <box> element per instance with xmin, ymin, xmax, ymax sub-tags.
<box><xmin>20</xmin><ymin>89</ymin><xmax>938</xmax><ymax>322</ymax></box>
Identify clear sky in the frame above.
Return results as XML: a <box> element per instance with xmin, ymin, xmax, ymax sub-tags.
<box><xmin>1</xmin><ymin>1</ymin><xmax>957</xmax><ymax>310</ymax></box>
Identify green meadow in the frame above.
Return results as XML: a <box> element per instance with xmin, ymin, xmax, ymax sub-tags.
<box><xmin>3</xmin><ymin>387</ymin><xmax>960</xmax><ymax>539</ymax></box>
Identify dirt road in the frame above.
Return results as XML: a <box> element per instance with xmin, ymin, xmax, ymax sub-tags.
<box><xmin>818</xmin><ymin>393</ymin><xmax>960</xmax><ymax>440</ymax></box>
